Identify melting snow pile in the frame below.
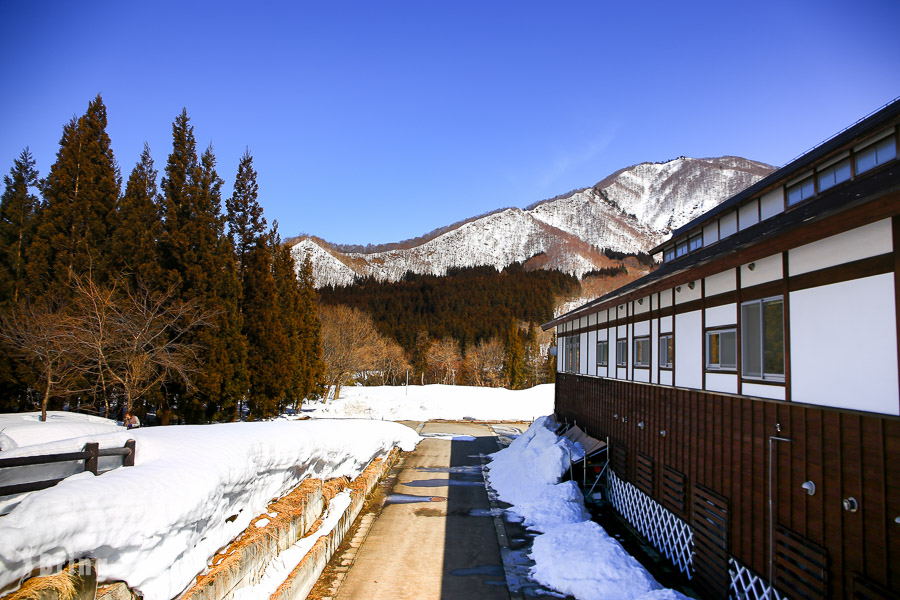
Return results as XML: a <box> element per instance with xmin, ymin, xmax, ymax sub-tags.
<box><xmin>299</xmin><ymin>383</ymin><xmax>553</xmax><ymax>421</ymax></box>
<box><xmin>0</xmin><ymin>419</ymin><xmax>419</xmax><ymax>600</ymax></box>
<box><xmin>487</xmin><ymin>416</ymin><xmax>688</xmax><ymax>600</ymax></box>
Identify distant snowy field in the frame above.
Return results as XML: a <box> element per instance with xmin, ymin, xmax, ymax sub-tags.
<box><xmin>298</xmin><ymin>383</ymin><xmax>554</xmax><ymax>422</ymax></box>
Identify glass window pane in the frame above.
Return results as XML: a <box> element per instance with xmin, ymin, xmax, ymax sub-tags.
<box><xmin>856</xmin><ymin>146</ymin><xmax>877</xmax><ymax>173</ymax></box>
<box><xmin>742</xmin><ymin>302</ymin><xmax>762</xmax><ymax>378</ymax></box>
<box><xmin>818</xmin><ymin>168</ymin><xmax>836</xmax><ymax>192</ymax></box>
<box><xmin>876</xmin><ymin>137</ymin><xmax>897</xmax><ymax>164</ymax></box>
<box><xmin>763</xmin><ymin>299</ymin><xmax>784</xmax><ymax>376</ymax></box>
<box><xmin>787</xmin><ymin>184</ymin><xmax>803</xmax><ymax>206</ymax></box>
<box><xmin>801</xmin><ymin>178</ymin><xmax>815</xmax><ymax>199</ymax></box>
<box><xmin>721</xmin><ymin>330</ymin><xmax>737</xmax><ymax>369</ymax></box>
<box><xmin>708</xmin><ymin>333</ymin><xmax>720</xmax><ymax>366</ymax></box>
<box><xmin>835</xmin><ymin>159</ymin><xmax>851</xmax><ymax>183</ymax></box>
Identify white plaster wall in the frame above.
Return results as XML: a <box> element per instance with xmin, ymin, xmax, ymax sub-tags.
<box><xmin>720</xmin><ymin>211</ymin><xmax>738</xmax><ymax>238</ymax></box>
<box><xmin>557</xmin><ymin>334</ymin><xmax>565</xmax><ymax>372</ymax></box>
<box><xmin>634</xmin><ymin>298</ymin><xmax>650</xmax><ymax>315</ymax></box>
<box><xmin>790</xmin><ymin>273</ymin><xmax>899</xmax><ymax>415</ymax></box>
<box><xmin>738</xmin><ymin>200</ymin><xmax>759</xmax><ymax>231</ymax></box>
<box><xmin>651</xmin><ymin>319</ymin><xmax>658</xmax><ymax>384</ymax></box>
<box><xmin>659</xmin><ymin>290</ymin><xmax>673</xmax><ymax>309</ymax></box>
<box><xmin>788</xmin><ymin>219</ymin><xmax>892</xmax><ymax>275</ymax></box>
<box><xmin>706</xmin><ymin>372</ymin><xmax>738</xmax><ymax>394</ymax></box>
<box><xmin>742</xmin><ymin>383</ymin><xmax>785</xmax><ymax>400</ymax></box>
<box><xmin>742</xmin><ymin>253</ymin><xmax>783</xmax><ymax>287</ymax></box>
<box><xmin>703</xmin><ymin>222</ymin><xmax>719</xmax><ymax>247</ymax></box>
<box><xmin>705</xmin><ymin>269</ymin><xmax>736</xmax><ymax>296</ymax></box>
<box><xmin>660</xmin><ymin>315</ymin><xmax>673</xmax><ymax>333</ymax></box>
<box><xmin>580</xmin><ymin>332</ymin><xmax>588</xmax><ymax>374</ymax></box>
<box><xmin>587</xmin><ymin>329</ymin><xmax>596</xmax><ymax>376</ymax></box>
<box><xmin>597</xmin><ymin>310</ymin><xmax>608</xmax><ymax>325</ymax></box>
<box><xmin>634</xmin><ymin>368</ymin><xmax>650</xmax><ymax>383</ymax></box>
<box><xmin>760</xmin><ymin>188</ymin><xmax>784</xmax><ymax>221</ymax></box>
<box><xmin>675</xmin><ymin>281</ymin><xmax>702</xmax><ymax>304</ymax></box>
<box><xmin>617</xmin><ymin>325</ymin><xmax>627</xmax><ymax>339</ymax></box>
<box><xmin>675</xmin><ymin>311</ymin><xmax>703</xmax><ymax>389</ymax></box>
<box><xmin>659</xmin><ymin>370</ymin><xmax>673</xmax><ymax>386</ymax></box>
<box><xmin>786</xmin><ymin>170</ymin><xmax>813</xmax><ymax>187</ymax></box>
<box><xmin>634</xmin><ymin>320</ymin><xmax>650</xmax><ymax>337</ymax></box>
<box><xmin>705</xmin><ymin>304</ymin><xmax>737</xmax><ymax>328</ymax></box>
<box><xmin>854</xmin><ymin>127</ymin><xmax>895</xmax><ymax>150</ymax></box>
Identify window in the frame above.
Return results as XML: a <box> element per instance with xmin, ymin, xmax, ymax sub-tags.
<box><xmin>659</xmin><ymin>334</ymin><xmax>674</xmax><ymax>368</ymax></box>
<box><xmin>688</xmin><ymin>235</ymin><xmax>702</xmax><ymax>252</ymax></box>
<box><xmin>634</xmin><ymin>337</ymin><xmax>650</xmax><ymax>368</ymax></box>
<box><xmin>706</xmin><ymin>329</ymin><xmax>736</xmax><ymax>370</ymax></box>
<box><xmin>741</xmin><ymin>297</ymin><xmax>784</xmax><ymax>380</ymax></box>
<box><xmin>664</xmin><ymin>247</ymin><xmax>675</xmax><ymax>262</ymax></box>
<box><xmin>786</xmin><ymin>176</ymin><xmax>815</xmax><ymax>206</ymax></box>
<box><xmin>817</xmin><ymin>158</ymin><xmax>851</xmax><ymax>192</ymax></box>
<box><xmin>675</xmin><ymin>240</ymin><xmax>688</xmax><ymax>258</ymax></box>
<box><xmin>616</xmin><ymin>338</ymin><xmax>627</xmax><ymax>367</ymax></box>
<box><xmin>855</xmin><ymin>136</ymin><xmax>897</xmax><ymax>174</ymax></box>
<box><xmin>565</xmin><ymin>336</ymin><xmax>581</xmax><ymax>374</ymax></box>
<box><xmin>597</xmin><ymin>339</ymin><xmax>608</xmax><ymax>367</ymax></box>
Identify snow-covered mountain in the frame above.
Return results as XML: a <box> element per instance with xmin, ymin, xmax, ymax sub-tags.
<box><xmin>293</xmin><ymin>156</ymin><xmax>773</xmax><ymax>288</ymax></box>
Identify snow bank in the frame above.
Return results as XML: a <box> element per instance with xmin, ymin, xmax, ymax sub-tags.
<box><xmin>0</xmin><ymin>411</ymin><xmax>124</xmax><ymax>451</ymax></box>
<box><xmin>299</xmin><ymin>383</ymin><xmax>553</xmax><ymax>422</ymax></box>
<box><xmin>0</xmin><ymin>419</ymin><xmax>419</xmax><ymax>600</ymax></box>
<box><xmin>486</xmin><ymin>417</ymin><xmax>688</xmax><ymax>600</ymax></box>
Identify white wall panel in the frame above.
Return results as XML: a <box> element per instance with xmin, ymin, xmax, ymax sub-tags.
<box><xmin>742</xmin><ymin>253</ymin><xmax>783</xmax><ymax>287</ymax></box>
<box><xmin>675</xmin><ymin>281</ymin><xmax>702</xmax><ymax>304</ymax></box>
<box><xmin>659</xmin><ymin>290</ymin><xmax>673</xmax><ymax>309</ymax></box>
<box><xmin>790</xmin><ymin>274</ymin><xmax>898</xmax><ymax>415</ymax></box>
<box><xmin>705</xmin><ymin>304</ymin><xmax>737</xmax><ymax>328</ymax></box>
<box><xmin>703</xmin><ymin>222</ymin><xmax>719</xmax><ymax>247</ymax></box>
<box><xmin>760</xmin><ymin>188</ymin><xmax>784</xmax><ymax>220</ymax></box>
<box><xmin>579</xmin><ymin>333</ymin><xmax>588</xmax><ymax>374</ymax></box>
<box><xmin>634</xmin><ymin>369</ymin><xmax>650</xmax><ymax>383</ymax></box>
<box><xmin>789</xmin><ymin>219</ymin><xmax>892</xmax><ymax>275</ymax></box>
<box><xmin>720</xmin><ymin>211</ymin><xmax>738</xmax><ymax>238</ymax></box>
<box><xmin>706</xmin><ymin>372</ymin><xmax>737</xmax><ymax>394</ymax></box>
<box><xmin>634</xmin><ymin>297</ymin><xmax>650</xmax><ymax>315</ymax></box>
<box><xmin>634</xmin><ymin>319</ymin><xmax>650</xmax><ymax>337</ymax></box>
<box><xmin>742</xmin><ymin>383</ymin><xmax>785</xmax><ymax>400</ymax></box>
<box><xmin>659</xmin><ymin>370</ymin><xmax>673</xmax><ymax>386</ymax></box>
<box><xmin>675</xmin><ymin>311</ymin><xmax>703</xmax><ymax>389</ymax></box>
<box><xmin>587</xmin><ymin>329</ymin><xmax>596</xmax><ymax>376</ymax></box>
<box><xmin>660</xmin><ymin>315</ymin><xmax>673</xmax><ymax>333</ymax></box>
<box><xmin>705</xmin><ymin>269</ymin><xmax>736</xmax><ymax>296</ymax></box>
<box><xmin>738</xmin><ymin>200</ymin><xmax>759</xmax><ymax>231</ymax></box>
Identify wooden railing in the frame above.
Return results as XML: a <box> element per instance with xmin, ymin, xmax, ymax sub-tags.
<box><xmin>0</xmin><ymin>439</ymin><xmax>135</xmax><ymax>497</ymax></box>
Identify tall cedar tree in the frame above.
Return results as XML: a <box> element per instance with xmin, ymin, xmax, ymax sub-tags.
<box><xmin>0</xmin><ymin>148</ymin><xmax>40</xmax><ymax>408</ymax></box>
<box><xmin>29</xmin><ymin>95</ymin><xmax>120</xmax><ymax>291</ymax></box>
<box><xmin>159</xmin><ymin>111</ymin><xmax>247</xmax><ymax>422</ymax></box>
<box><xmin>226</xmin><ymin>152</ymin><xmax>286</xmax><ymax>418</ymax></box>
<box><xmin>273</xmin><ymin>229</ymin><xmax>325</xmax><ymax>404</ymax></box>
<box><xmin>504</xmin><ymin>321</ymin><xmax>526</xmax><ymax>390</ymax></box>
<box><xmin>0</xmin><ymin>148</ymin><xmax>40</xmax><ymax>307</ymax></box>
<box><xmin>110</xmin><ymin>143</ymin><xmax>162</xmax><ymax>286</ymax></box>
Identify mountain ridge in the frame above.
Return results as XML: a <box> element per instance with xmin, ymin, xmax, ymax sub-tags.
<box><xmin>292</xmin><ymin>155</ymin><xmax>774</xmax><ymax>288</ymax></box>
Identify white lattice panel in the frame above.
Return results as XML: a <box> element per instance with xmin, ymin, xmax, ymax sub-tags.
<box><xmin>729</xmin><ymin>557</ymin><xmax>784</xmax><ymax>600</ymax></box>
<box><xmin>605</xmin><ymin>470</ymin><xmax>693</xmax><ymax>578</ymax></box>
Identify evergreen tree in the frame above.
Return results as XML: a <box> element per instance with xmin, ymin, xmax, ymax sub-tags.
<box><xmin>0</xmin><ymin>148</ymin><xmax>40</xmax><ymax>306</ymax></box>
<box><xmin>226</xmin><ymin>151</ymin><xmax>284</xmax><ymax>418</ymax></box>
<box><xmin>110</xmin><ymin>143</ymin><xmax>161</xmax><ymax>286</ymax></box>
<box><xmin>158</xmin><ymin>111</ymin><xmax>247</xmax><ymax>422</ymax></box>
<box><xmin>29</xmin><ymin>95</ymin><xmax>120</xmax><ymax>291</ymax></box>
<box><xmin>504</xmin><ymin>321</ymin><xmax>526</xmax><ymax>390</ymax></box>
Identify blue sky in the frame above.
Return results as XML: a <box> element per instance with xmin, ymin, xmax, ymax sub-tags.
<box><xmin>1</xmin><ymin>1</ymin><xmax>898</xmax><ymax>246</ymax></box>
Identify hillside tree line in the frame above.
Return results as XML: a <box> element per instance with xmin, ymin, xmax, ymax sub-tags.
<box><xmin>0</xmin><ymin>95</ymin><xmax>325</xmax><ymax>422</ymax></box>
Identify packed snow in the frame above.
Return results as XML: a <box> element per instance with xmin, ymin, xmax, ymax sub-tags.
<box><xmin>0</xmin><ymin>419</ymin><xmax>419</xmax><ymax>600</ymax></box>
<box><xmin>298</xmin><ymin>383</ymin><xmax>553</xmax><ymax>421</ymax></box>
<box><xmin>487</xmin><ymin>416</ymin><xmax>689</xmax><ymax>600</ymax></box>
<box><xmin>0</xmin><ymin>411</ymin><xmax>124</xmax><ymax>451</ymax></box>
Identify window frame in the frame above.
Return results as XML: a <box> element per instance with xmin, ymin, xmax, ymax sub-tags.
<box><xmin>659</xmin><ymin>333</ymin><xmax>674</xmax><ymax>369</ymax></box>
<box><xmin>633</xmin><ymin>336</ymin><xmax>651</xmax><ymax>369</ymax></box>
<box><xmin>705</xmin><ymin>327</ymin><xmax>737</xmax><ymax>372</ymax></box>
<box><xmin>740</xmin><ymin>296</ymin><xmax>785</xmax><ymax>382</ymax></box>
<box><xmin>596</xmin><ymin>339</ymin><xmax>609</xmax><ymax>368</ymax></box>
<box><xmin>786</xmin><ymin>176</ymin><xmax>815</xmax><ymax>207</ymax></box>
<box><xmin>688</xmin><ymin>234</ymin><xmax>703</xmax><ymax>253</ymax></box>
<box><xmin>816</xmin><ymin>157</ymin><xmax>851</xmax><ymax>193</ymax></box>
<box><xmin>615</xmin><ymin>338</ymin><xmax>628</xmax><ymax>367</ymax></box>
<box><xmin>855</xmin><ymin>135</ymin><xmax>897</xmax><ymax>175</ymax></box>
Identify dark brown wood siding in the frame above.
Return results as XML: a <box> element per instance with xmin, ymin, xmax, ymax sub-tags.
<box><xmin>555</xmin><ymin>373</ymin><xmax>900</xmax><ymax>599</ymax></box>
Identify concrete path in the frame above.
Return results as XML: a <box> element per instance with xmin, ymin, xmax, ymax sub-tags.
<box><xmin>330</xmin><ymin>421</ymin><xmax>514</xmax><ymax>600</ymax></box>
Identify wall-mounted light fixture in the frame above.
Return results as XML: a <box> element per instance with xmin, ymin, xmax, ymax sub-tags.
<box><xmin>638</xmin><ymin>421</ymin><xmax>645</xmax><ymax>429</ymax></box>
<box><xmin>676</xmin><ymin>286</ymin><xmax>682</xmax><ymax>293</ymax></box>
<box><xmin>843</xmin><ymin>497</ymin><xmax>859</xmax><ymax>512</ymax></box>
<box><xmin>638</xmin><ymin>298</ymin><xmax>643</xmax><ymax>305</ymax></box>
<box><xmin>801</xmin><ymin>481</ymin><xmax>815</xmax><ymax>496</ymax></box>
<box><xmin>748</xmin><ymin>262</ymin><xmax>756</xmax><ymax>271</ymax></box>
<box><xmin>688</xmin><ymin>281</ymin><xmax>695</xmax><ymax>290</ymax></box>
<box><xmin>660</xmin><ymin>429</ymin><xmax>667</xmax><ymax>437</ymax></box>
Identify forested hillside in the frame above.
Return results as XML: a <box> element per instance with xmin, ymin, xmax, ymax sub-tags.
<box><xmin>0</xmin><ymin>96</ymin><xmax>325</xmax><ymax>422</ymax></box>
<box><xmin>318</xmin><ymin>263</ymin><xmax>579</xmax><ymax>353</ymax></box>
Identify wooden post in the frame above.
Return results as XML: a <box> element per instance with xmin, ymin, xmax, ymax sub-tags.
<box><xmin>124</xmin><ymin>440</ymin><xmax>136</xmax><ymax>467</ymax></box>
<box><xmin>84</xmin><ymin>442</ymin><xmax>99</xmax><ymax>475</ymax></box>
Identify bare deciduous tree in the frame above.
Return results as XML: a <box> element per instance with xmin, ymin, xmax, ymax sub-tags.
<box><xmin>464</xmin><ymin>337</ymin><xmax>505</xmax><ymax>387</ymax></box>
<box><xmin>0</xmin><ymin>297</ymin><xmax>89</xmax><ymax>421</ymax></box>
<box><xmin>427</xmin><ymin>338</ymin><xmax>461</xmax><ymax>385</ymax></box>
<box><xmin>319</xmin><ymin>304</ymin><xmax>384</xmax><ymax>400</ymax></box>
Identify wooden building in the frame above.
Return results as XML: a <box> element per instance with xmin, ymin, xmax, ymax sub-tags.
<box><xmin>544</xmin><ymin>99</ymin><xmax>900</xmax><ymax>599</ymax></box>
